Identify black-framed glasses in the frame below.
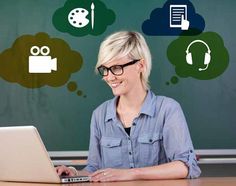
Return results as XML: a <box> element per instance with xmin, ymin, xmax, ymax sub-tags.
<box><xmin>97</xmin><ymin>59</ymin><xmax>140</xmax><ymax>76</ymax></box>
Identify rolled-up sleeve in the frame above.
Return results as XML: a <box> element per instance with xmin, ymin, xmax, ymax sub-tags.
<box><xmin>162</xmin><ymin>99</ymin><xmax>201</xmax><ymax>178</ymax></box>
<box><xmin>83</xmin><ymin>111</ymin><xmax>101</xmax><ymax>173</ymax></box>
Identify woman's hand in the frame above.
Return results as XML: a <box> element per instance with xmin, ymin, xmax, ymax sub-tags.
<box><xmin>90</xmin><ymin>168</ymin><xmax>136</xmax><ymax>182</ymax></box>
<box><xmin>55</xmin><ymin>165</ymin><xmax>77</xmax><ymax>176</ymax></box>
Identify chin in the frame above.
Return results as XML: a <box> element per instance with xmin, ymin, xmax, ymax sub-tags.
<box><xmin>111</xmin><ymin>90</ymin><xmax>121</xmax><ymax>96</ymax></box>
<box><xmin>112</xmin><ymin>88</ymin><xmax>131</xmax><ymax>97</ymax></box>
<box><xmin>111</xmin><ymin>88</ymin><xmax>125</xmax><ymax>96</ymax></box>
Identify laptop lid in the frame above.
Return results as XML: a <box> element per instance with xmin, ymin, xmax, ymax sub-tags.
<box><xmin>0</xmin><ymin>126</ymin><xmax>89</xmax><ymax>183</ymax></box>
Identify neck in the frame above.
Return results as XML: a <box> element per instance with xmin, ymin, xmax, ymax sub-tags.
<box><xmin>118</xmin><ymin>86</ymin><xmax>148</xmax><ymax>111</ymax></box>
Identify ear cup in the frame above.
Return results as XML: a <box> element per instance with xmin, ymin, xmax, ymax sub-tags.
<box><xmin>186</xmin><ymin>52</ymin><xmax>193</xmax><ymax>65</ymax></box>
<box><xmin>204</xmin><ymin>52</ymin><xmax>211</xmax><ymax>65</ymax></box>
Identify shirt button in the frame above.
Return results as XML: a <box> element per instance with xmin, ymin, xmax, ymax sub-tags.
<box><xmin>190</xmin><ymin>150</ymin><xmax>193</xmax><ymax>153</ymax></box>
<box><xmin>133</xmin><ymin>123</ymin><xmax>136</xmax><ymax>126</ymax></box>
<box><xmin>149</xmin><ymin>139</ymin><xmax>153</xmax><ymax>143</ymax></box>
<box><xmin>129</xmin><ymin>152</ymin><xmax>132</xmax><ymax>155</ymax></box>
<box><xmin>130</xmin><ymin>166</ymin><xmax>133</xmax><ymax>168</ymax></box>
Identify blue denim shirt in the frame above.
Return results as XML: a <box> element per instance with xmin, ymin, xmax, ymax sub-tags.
<box><xmin>84</xmin><ymin>90</ymin><xmax>201</xmax><ymax>178</ymax></box>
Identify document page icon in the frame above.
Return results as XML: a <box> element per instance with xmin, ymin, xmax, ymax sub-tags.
<box><xmin>170</xmin><ymin>5</ymin><xmax>189</xmax><ymax>30</ymax></box>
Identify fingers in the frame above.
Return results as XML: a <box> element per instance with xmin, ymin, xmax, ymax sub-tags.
<box><xmin>93</xmin><ymin>174</ymin><xmax>113</xmax><ymax>182</ymax></box>
<box><xmin>90</xmin><ymin>169</ymin><xmax>106</xmax><ymax>177</ymax></box>
<box><xmin>55</xmin><ymin>165</ymin><xmax>66</xmax><ymax>176</ymax></box>
<box><xmin>89</xmin><ymin>168</ymin><xmax>119</xmax><ymax>182</ymax></box>
<box><xmin>55</xmin><ymin>165</ymin><xmax>73</xmax><ymax>176</ymax></box>
<box><xmin>90</xmin><ymin>169</ymin><xmax>114</xmax><ymax>182</ymax></box>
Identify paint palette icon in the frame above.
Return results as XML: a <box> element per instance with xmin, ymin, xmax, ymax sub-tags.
<box><xmin>68</xmin><ymin>3</ymin><xmax>94</xmax><ymax>29</ymax></box>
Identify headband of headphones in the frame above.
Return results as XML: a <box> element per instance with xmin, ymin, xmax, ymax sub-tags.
<box><xmin>186</xmin><ymin>40</ymin><xmax>211</xmax><ymax>54</ymax></box>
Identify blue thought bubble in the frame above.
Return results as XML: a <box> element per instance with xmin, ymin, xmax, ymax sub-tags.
<box><xmin>142</xmin><ymin>0</ymin><xmax>205</xmax><ymax>36</ymax></box>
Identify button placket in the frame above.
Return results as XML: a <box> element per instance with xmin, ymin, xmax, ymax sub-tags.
<box><xmin>130</xmin><ymin>122</ymin><xmax>136</xmax><ymax>137</ymax></box>
<box><xmin>127</xmin><ymin>137</ymin><xmax>134</xmax><ymax>168</ymax></box>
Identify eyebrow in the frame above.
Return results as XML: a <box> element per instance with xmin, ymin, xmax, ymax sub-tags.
<box><xmin>102</xmin><ymin>63</ymin><xmax>124</xmax><ymax>68</ymax></box>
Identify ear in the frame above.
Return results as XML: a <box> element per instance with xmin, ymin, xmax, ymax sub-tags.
<box><xmin>136</xmin><ymin>59</ymin><xmax>145</xmax><ymax>73</ymax></box>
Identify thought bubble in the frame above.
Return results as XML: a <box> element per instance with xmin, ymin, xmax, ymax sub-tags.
<box><xmin>0</xmin><ymin>32</ymin><xmax>83</xmax><ymax>88</ymax></box>
<box><xmin>52</xmin><ymin>0</ymin><xmax>116</xmax><ymax>36</ymax></box>
<box><xmin>142</xmin><ymin>0</ymin><xmax>205</xmax><ymax>36</ymax></box>
<box><xmin>67</xmin><ymin>81</ymin><xmax>85</xmax><ymax>97</ymax></box>
<box><xmin>167</xmin><ymin>32</ymin><xmax>229</xmax><ymax>80</ymax></box>
<box><xmin>166</xmin><ymin>76</ymin><xmax>179</xmax><ymax>85</ymax></box>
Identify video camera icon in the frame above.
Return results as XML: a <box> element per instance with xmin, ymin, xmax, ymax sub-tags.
<box><xmin>29</xmin><ymin>46</ymin><xmax>57</xmax><ymax>73</ymax></box>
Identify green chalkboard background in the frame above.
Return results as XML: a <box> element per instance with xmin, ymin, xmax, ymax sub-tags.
<box><xmin>0</xmin><ymin>0</ymin><xmax>235</xmax><ymax>150</ymax></box>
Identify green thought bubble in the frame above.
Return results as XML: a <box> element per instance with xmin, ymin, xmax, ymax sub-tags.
<box><xmin>167</xmin><ymin>32</ymin><xmax>229</xmax><ymax>80</ymax></box>
<box><xmin>53</xmin><ymin>0</ymin><xmax>116</xmax><ymax>36</ymax></box>
<box><xmin>0</xmin><ymin>32</ymin><xmax>83</xmax><ymax>88</ymax></box>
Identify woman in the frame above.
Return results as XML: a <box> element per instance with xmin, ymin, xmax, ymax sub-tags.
<box><xmin>56</xmin><ymin>31</ymin><xmax>201</xmax><ymax>182</ymax></box>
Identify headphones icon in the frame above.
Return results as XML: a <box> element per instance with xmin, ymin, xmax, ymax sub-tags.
<box><xmin>186</xmin><ymin>40</ymin><xmax>211</xmax><ymax>71</ymax></box>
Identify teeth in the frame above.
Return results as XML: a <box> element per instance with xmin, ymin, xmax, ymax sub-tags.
<box><xmin>111</xmin><ymin>82</ymin><xmax>120</xmax><ymax>88</ymax></box>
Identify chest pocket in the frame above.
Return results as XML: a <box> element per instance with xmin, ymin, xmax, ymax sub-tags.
<box><xmin>137</xmin><ymin>133</ymin><xmax>162</xmax><ymax>166</ymax></box>
<box><xmin>100</xmin><ymin>137</ymin><xmax>122</xmax><ymax>168</ymax></box>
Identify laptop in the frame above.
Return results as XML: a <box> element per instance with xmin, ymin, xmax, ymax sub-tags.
<box><xmin>0</xmin><ymin>126</ymin><xmax>90</xmax><ymax>183</ymax></box>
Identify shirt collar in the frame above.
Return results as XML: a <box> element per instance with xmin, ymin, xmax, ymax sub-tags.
<box><xmin>139</xmin><ymin>89</ymin><xmax>156</xmax><ymax>117</ymax></box>
<box><xmin>105</xmin><ymin>89</ymin><xmax>156</xmax><ymax>122</ymax></box>
<box><xmin>105</xmin><ymin>96</ymin><xmax>118</xmax><ymax>122</ymax></box>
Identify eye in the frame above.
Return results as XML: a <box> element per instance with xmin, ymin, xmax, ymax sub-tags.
<box><xmin>111</xmin><ymin>65</ymin><xmax>122</xmax><ymax>71</ymax></box>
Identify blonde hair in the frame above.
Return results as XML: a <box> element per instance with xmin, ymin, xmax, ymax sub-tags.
<box><xmin>96</xmin><ymin>31</ymin><xmax>152</xmax><ymax>90</ymax></box>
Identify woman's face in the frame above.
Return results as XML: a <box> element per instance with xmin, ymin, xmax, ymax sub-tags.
<box><xmin>102</xmin><ymin>56</ymin><xmax>143</xmax><ymax>96</ymax></box>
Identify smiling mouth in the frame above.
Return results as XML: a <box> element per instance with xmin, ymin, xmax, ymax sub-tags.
<box><xmin>110</xmin><ymin>82</ymin><xmax>122</xmax><ymax>88</ymax></box>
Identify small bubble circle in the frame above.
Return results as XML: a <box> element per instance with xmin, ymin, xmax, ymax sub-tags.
<box><xmin>77</xmin><ymin>90</ymin><xmax>83</xmax><ymax>96</ymax></box>
<box><xmin>171</xmin><ymin>76</ymin><xmax>179</xmax><ymax>84</ymax></box>
<box><xmin>67</xmin><ymin>81</ymin><xmax>77</xmax><ymax>92</ymax></box>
